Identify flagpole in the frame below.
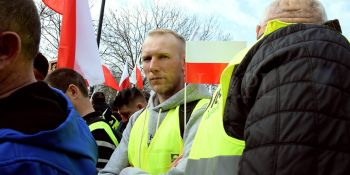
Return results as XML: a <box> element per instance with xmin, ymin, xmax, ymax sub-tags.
<box><xmin>96</xmin><ymin>0</ymin><xmax>106</xmax><ymax>47</ymax></box>
<box><xmin>90</xmin><ymin>0</ymin><xmax>106</xmax><ymax>96</ymax></box>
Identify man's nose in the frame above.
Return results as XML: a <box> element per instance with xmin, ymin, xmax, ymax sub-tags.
<box><xmin>149</xmin><ymin>57</ymin><xmax>159</xmax><ymax>72</ymax></box>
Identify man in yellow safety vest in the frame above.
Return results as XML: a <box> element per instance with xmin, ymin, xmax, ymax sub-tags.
<box><xmin>99</xmin><ymin>29</ymin><xmax>210</xmax><ymax>175</ymax></box>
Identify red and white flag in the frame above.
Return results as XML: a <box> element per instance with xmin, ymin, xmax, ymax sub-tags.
<box><xmin>102</xmin><ymin>65</ymin><xmax>121</xmax><ymax>91</ymax></box>
<box><xmin>119</xmin><ymin>63</ymin><xmax>131</xmax><ymax>89</ymax></box>
<box><xmin>43</xmin><ymin>0</ymin><xmax>104</xmax><ymax>86</ymax></box>
<box><xmin>42</xmin><ymin>0</ymin><xmax>64</xmax><ymax>14</ymax></box>
<box><xmin>130</xmin><ymin>64</ymin><xmax>144</xmax><ymax>90</ymax></box>
<box><xmin>185</xmin><ymin>41</ymin><xmax>246</xmax><ymax>84</ymax></box>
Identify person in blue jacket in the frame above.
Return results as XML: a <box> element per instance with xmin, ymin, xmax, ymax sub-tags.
<box><xmin>0</xmin><ymin>0</ymin><xmax>98</xmax><ymax>174</ymax></box>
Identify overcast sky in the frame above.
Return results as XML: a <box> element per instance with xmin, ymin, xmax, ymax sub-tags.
<box><xmin>95</xmin><ymin>0</ymin><xmax>349</xmax><ymax>42</ymax></box>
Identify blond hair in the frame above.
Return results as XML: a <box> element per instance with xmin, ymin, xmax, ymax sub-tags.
<box><xmin>146</xmin><ymin>29</ymin><xmax>186</xmax><ymax>52</ymax></box>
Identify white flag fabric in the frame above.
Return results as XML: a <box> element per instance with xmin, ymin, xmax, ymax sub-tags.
<box><xmin>75</xmin><ymin>0</ymin><xmax>104</xmax><ymax>85</ymax></box>
<box><xmin>186</xmin><ymin>41</ymin><xmax>246</xmax><ymax>84</ymax></box>
<box><xmin>119</xmin><ymin>62</ymin><xmax>131</xmax><ymax>89</ymax></box>
<box><xmin>130</xmin><ymin>64</ymin><xmax>144</xmax><ymax>90</ymax></box>
<box><xmin>43</xmin><ymin>0</ymin><xmax>104</xmax><ymax>86</ymax></box>
<box><xmin>130</xmin><ymin>65</ymin><xmax>137</xmax><ymax>85</ymax></box>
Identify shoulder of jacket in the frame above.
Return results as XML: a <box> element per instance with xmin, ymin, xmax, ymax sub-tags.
<box><xmin>129</xmin><ymin>108</ymin><xmax>147</xmax><ymax>124</ymax></box>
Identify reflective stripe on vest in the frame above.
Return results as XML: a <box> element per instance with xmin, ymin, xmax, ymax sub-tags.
<box><xmin>89</xmin><ymin>121</ymin><xmax>119</xmax><ymax>146</ymax></box>
<box><xmin>128</xmin><ymin>99</ymin><xmax>209</xmax><ymax>175</ymax></box>
<box><xmin>186</xmin><ymin>51</ymin><xmax>247</xmax><ymax>175</ymax></box>
<box><xmin>109</xmin><ymin>115</ymin><xmax>120</xmax><ymax>130</ymax></box>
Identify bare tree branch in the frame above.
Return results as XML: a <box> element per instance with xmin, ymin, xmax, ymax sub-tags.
<box><xmin>37</xmin><ymin>0</ymin><xmax>230</xmax><ymax>93</ymax></box>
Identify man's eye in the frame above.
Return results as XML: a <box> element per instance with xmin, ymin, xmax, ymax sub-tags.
<box><xmin>159</xmin><ymin>55</ymin><xmax>168</xmax><ymax>59</ymax></box>
<box><xmin>142</xmin><ymin>57</ymin><xmax>151</xmax><ymax>62</ymax></box>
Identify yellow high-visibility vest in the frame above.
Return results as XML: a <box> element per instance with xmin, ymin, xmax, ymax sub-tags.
<box><xmin>128</xmin><ymin>99</ymin><xmax>208</xmax><ymax>175</ymax></box>
<box><xmin>186</xmin><ymin>20</ymin><xmax>295</xmax><ymax>175</ymax></box>
<box><xmin>186</xmin><ymin>52</ymin><xmax>246</xmax><ymax>175</ymax></box>
<box><xmin>89</xmin><ymin>121</ymin><xmax>119</xmax><ymax>146</ymax></box>
<box><xmin>109</xmin><ymin>114</ymin><xmax>120</xmax><ymax>130</ymax></box>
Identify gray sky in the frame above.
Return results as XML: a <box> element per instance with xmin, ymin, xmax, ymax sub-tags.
<box><xmin>96</xmin><ymin>0</ymin><xmax>349</xmax><ymax>42</ymax></box>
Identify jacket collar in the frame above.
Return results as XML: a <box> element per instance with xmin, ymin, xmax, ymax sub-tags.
<box><xmin>261</xmin><ymin>19</ymin><xmax>294</xmax><ymax>39</ymax></box>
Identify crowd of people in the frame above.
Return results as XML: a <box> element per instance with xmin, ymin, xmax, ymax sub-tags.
<box><xmin>0</xmin><ymin>0</ymin><xmax>349</xmax><ymax>175</ymax></box>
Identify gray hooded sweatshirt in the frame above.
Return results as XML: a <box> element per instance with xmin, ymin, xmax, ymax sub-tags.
<box><xmin>98</xmin><ymin>84</ymin><xmax>210</xmax><ymax>175</ymax></box>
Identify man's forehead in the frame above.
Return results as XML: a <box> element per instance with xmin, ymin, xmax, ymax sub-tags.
<box><xmin>142</xmin><ymin>35</ymin><xmax>179</xmax><ymax>53</ymax></box>
<box><xmin>143</xmin><ymin>34</ymin><xmax>178</xmax><ymax>46</ymax></box>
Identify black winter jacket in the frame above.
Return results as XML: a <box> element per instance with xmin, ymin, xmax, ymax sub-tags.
<box><xmin>224</xmin><ymin>23</ymin><xmax>350</xmax><ymax>175</ymax></box>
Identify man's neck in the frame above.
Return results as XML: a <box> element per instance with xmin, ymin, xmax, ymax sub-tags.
<box><xmin>157</xmin><ymin>94</ymin><xmax>170</xmax><ymax>104</ymax></box>
<box><xmin>157</xmin><ymin>85</ymin><xmax>184</xmax><ymax>104</ymax></box>
<box><xmin>77</xmin><ymin>98</ymin><xmax>95</xmax><ymax>117</ymax></box>
<box><xmin>0</xmin><ymin>71</ymin><xmax>36</xmax><ymax>99</ymax></box>
<box><xmin>157</xmin><ymin>92</ymin><xmax>177</xmax><ymax>104</ymax></box>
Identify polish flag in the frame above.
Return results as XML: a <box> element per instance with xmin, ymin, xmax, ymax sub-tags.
<box><xmin>119</xmin><ymin>63</ymin><xmax>131</xmax><ymax>89</ymax></box>
<box><xmin>42</xmin><ymin>0</ymin><xmax>64</xmax><ymax>14</ymax></box>
<box><xmin>102</xmin><ymin>65</ymin><xmax>121</xmax><ymax>91</ymax></box>
<box><xmin>43</xmin><ymin>0</ymin><xmax>104</xmax><ymax>86</ymax></box>
<box><xmin>130</xmin><ymin>64</ymin><xmax>144</xmax><ymax>90</ymax></box>
<box><xmin>185</xmin><ymin>41</ymin><xmax>246</xmax><ymax>84</ymax></box>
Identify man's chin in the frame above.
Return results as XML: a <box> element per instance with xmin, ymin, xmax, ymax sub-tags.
<box><xmin>151</xmin><ymin>86</ymin><xmax>162</xmax><ymax>93</ymax></box>
<box><xmin>151</xmin><ymin>85</ymin><xmax>167</xmax><ymax>94</ymax></box>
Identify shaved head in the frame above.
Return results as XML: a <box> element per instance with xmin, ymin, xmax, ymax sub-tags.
<box><xmin>257</xmin><ymin>0</ymin><xmax>327</xmax><ymax>38</ymax></box>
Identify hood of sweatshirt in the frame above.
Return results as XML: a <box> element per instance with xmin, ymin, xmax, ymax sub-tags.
<box><xmin>148</xmin><ymin>84</ymin><xmax>210</xmax><ymax>112</ymax></box>
<box><xmin>133</xmin><ymin>84</ymin><xmax>210</xmax><ymax>144</ymax></box>
<box><xmin>0</xmin><ymin>85</ymin><xmax>97</xmax><ymax>175</ymax></box>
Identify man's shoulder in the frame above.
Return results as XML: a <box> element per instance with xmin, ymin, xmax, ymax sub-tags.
<box><xmin>263</xmin><ymin>23</ymin><xmax>346</xmax><ymax>47</ymax></box>
<box><xmin>0</xmin><ymin>81</ymin><xmax>69</xmax><ymax>134</ymax></box>
<box><xmin>84</xmin><ymin>112</ymin><xmax>104</xmax><ymax>125</ymax></box>
<box><xmin>242</xmin><ymin>23</ymin><xmax>349</xmax><ymax>73</ymax></box>
<box><xmin>128</xmin><ymin>108</ymin><xmax>147</xmax><ymax>124</ymax></box>
<box><xmin>0</xmin><ymin>140</ymin><xmax>95</xmax><ymax>175</ymax></box>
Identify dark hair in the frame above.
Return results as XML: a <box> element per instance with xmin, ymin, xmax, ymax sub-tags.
<box><xmin>34</xmin><ymin>53</ymin><xmax>49</xmax><ymax>78</ymax></box>
<box><xmin>45</xmin><ymin>68</ymin><xmax>89</xmax><ymax>97</ymax></box>
<box><xmin>91</xmin><ymin>92</ymin><xmax>106</xmax><ymax>104</ymax></box>
<box><xmin>113</xmin><ymin>87</ymin><xmax>146</xmax><ymax>109</ymax></box>
<box><xmin>0</xmin><ymin>0</ymin><xmax>41</xmax><ymax>60</ymax></box>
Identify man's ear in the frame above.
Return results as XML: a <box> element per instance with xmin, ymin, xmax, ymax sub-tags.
<box><xmin>66</xmin><ymin>84</ymin><xmax>80</xmax><ymax>100</ymax></box>
<box><xmin>0</xmin><ymin>32</ymin><xmax>21</xmax><ymax>69</ymax></box>
<box><xmin>256</xmin><ymin>25</ymin><xmax>261</xmax><ymax>40</ymax></box>
<box><xmin>136</xmin><ymin>103</ymin><xmax>145</xmax><ymax>110</ymax></box>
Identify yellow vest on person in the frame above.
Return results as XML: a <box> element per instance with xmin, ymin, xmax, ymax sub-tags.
<box><xmin>89</xmin><ymin>121</ymin><xmax>119</xmax><ymax>146</ymax></box>
<box><xmin>186</xmin><ymin>20</ymin><xmax>295</xmax><ymax>175</ymax></box>
<box><xmin>128</xmin><ymin>99</ymin><xmax>209</xmax><ymax>175</ymax></box>
<box><xmin>186</xmin><ymin>52</ymin><xmax>246</xmax><ymax>175</ymax></box>
<box><xmin>109</xmin><ymin>114</ymin><xmax>120</xmax><ymax>130</ymax></box>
